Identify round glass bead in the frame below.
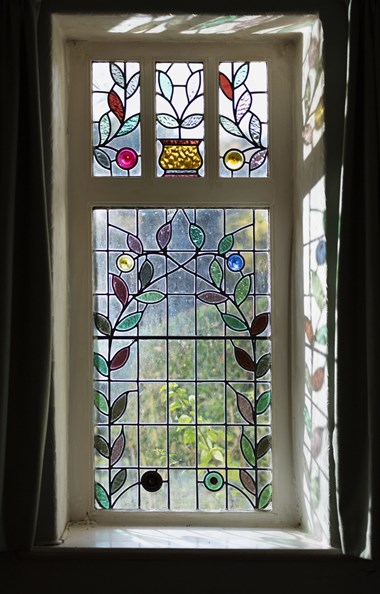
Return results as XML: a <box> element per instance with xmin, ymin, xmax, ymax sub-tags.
<box><xmin>223</xmin><ymin>149</ymin><xmax>245</xmax><ymax>171</ymax></box>
<box><xmin>227</xmin><ymin>253</ymin><xmax>245</xmax><ymax>272</ymax></box>
<box><xmin>117</xmin><ymin>254</ymin><xmax>135</xmax><ymax>272</ymax></box>
<box><xmin>116</xmin><ymin>147</ymin><xmax>138</xmax><ymax>170</ymax></box>
<box><xmin>204</xmin><ymin>471</ymin><xmax>224</xmax><ymax>492</ymax></box>
<box><xmin>141</xmin><ymin>470</ymin><xmax>163</xmax><ymax>493</ymax></box>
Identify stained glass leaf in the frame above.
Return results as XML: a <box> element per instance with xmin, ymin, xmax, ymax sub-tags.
<box><xmin>249</xmin><ymin>113</ymin><xmax>262</xmax><ymax>145</ymax></box>
<box><xmin>94</xmin><ymin>148</ymin><xmax>111</xmax><ymax>170</ymax></box>
<box><xmin>112</xmin><ymin>275</ymin><xmax>129</xmax><ymax>306</ymax></box>
<box><xmin>127</xmin><ymin>233</ymin><xmax>143</xmax><ymax>255</ymax></box>
<box><xmin>311</xmin><ymin>367</ymin><xmax>325</xmax><ymax>391</ymax></box>
<box><xmin>110</xmin><ymin>346</ymin><xmax>130</xmax><ymax>370</ymax></box>
<box><xmin>181</xmin><ymin>114</ymin><xmax>203</xmax><ymax>129</ymax></box>
<box><xmin>111</xmin><ymin>429</ymin><xmax>125</xmax><ymax>466</ymax></box>
<box><xmin>250</xmin><ymin>312</ymin><xmax>269</xmax><ymax>336</ymax></box>
<box><xmin>249</xmin><ymin>149</ymin><xmax>267</xmax><ymax>171</ymax></box>
<box><xmin>198</xmin><ymin>291</ymin><xmax>227</xmax><ymax>304</ymax></box>
<box><xmin>126</xmin><ymin>72</ymin><xmax>140</xmax><ymax>98</ymax></box>
<box><xmin>136</xmin><ymin>291</ymin><xmax>165</xmax><ymax>303</ymax></box>
<box><xmin>95</xmin><ymin>483</ymin><xmax>110</xmax><ymax>509</ymax></box>
<box><xmin>234</xmin><ymin>346</ymin><xmax>255</xmax><ymax>371</ymax></box>
<box><xmin>186</xmin><ymin>70</ymin><xmax>202</xmax><ymax>101</ymax></box>
<box><xmin>257</xmin><ymin>390</ymin><xmax>271</xmax><ymax>415</ymax></box>
<box><xmin>237</xmin><ymin>392</ymin><xmax>255</xmax><ymax>424</ymax></box>
<box><xmin>219</xmin><ymin>72</ymin><xmax>233</xmax><ymax>99</ymax></box>
<box><xmin>257</xmin><ymin>434</ymin><xmax>272</xmax><ymax>459</ymax></box>
<box><xmin>222</xmin><ymin>314</ymin><xmax>248</xmax><ymax>332</ymax></box>
<box><xmin>116</xmin><ymin>114</ymin><xmax>140</xmax><ymax>136</ymax></box>
<box><xmin>116</xmin><ymin>312</ymin><xmax>142</xmax><ymax>331</ymax></box>
<box><xmin>94</xmin><ymin>434</ymin><xmax>109</xmax><ymax>458</ymax></box>
<box><xmin>94</xmin><ymin>390</ymin><xmax>109</xmax><ymax>415</ymax></box>
<box><xmin>219</xmin><ymin>116</ymin><xmax>243</xmax><ymax>138</ymax></box>
<box><xmin>311</xmin><ymin>270</ymin><xmax>325</xmax><ymax>311</ymax></box>
<box><xmin>258</xmin><ymin>483</ymin><xmax>272</xmax><ymax>509</ymax></box>
<box><xmin>158</xmin><ymin>71</ymin><xmax>173</xmax><ymax>101</ymax></box>
<box><xmin>241</xmin><ymin>433</ymin><xmax>256</xmax><ymax>467</ymax></box>
<box><xmin>99</xmin><ymin>113</ymin><xmax>111</xmax><ymax>145</ymax></box>
<box><xmin>234</xmin><ymin>62</ymin><xmax>249</xmax><ymax>88</ymax></box>
<box><xmin>218</xmin><ymin>234</ymin><xmax>234</xmax><ymax>255</ymax></box>
<box><xmin>305</xmin><ymin>316</ymin><xmax>315</xmax><ymax>343</ymax></box>
<box><xmin>304</xmin><ymin>76</ymin><xmax>311</xmax><ymax>111</ymax></box>
<box><xmin>156</xmin><ymin>222</ymin><xmax>172</xmax><ymax>249</ymax></box>
<box><xmin>256</xmin><ymin>353</ymin><xmax>271</xmax><ymax>378</ymax></box>
<box><xmin>94</xmin><ymin>353</ymin><xmax>108</xmax><ymax>377</ymax></box>
<box><xmin>111</xmin><ymin>392</ymin><xmax>128</xmax><ymax>422</ymax></box>
<box><xmin>140</xmin><ymin>260</ymin><xmax>154</xmax><ymax>288</ymax></box>
<box><xmin>110</xmin><ymin>63</ymin><xmax>126</xmax><ymax>87</ymax></box>
<box><xmin>234</xmin><ymin>275</ymin><xmax>251</xmax><ymax>306</ymax></box>
<box><xmin>305</xmin><ymin>363</ymin><xmax>312</xmax><ymax>395</ymax></box>
<box><xmin>111</xmin><ymin>469</ymin><xmax>127</xmax><ymax>495</ymax></box>
<box><xmin>304</xmin><ymin>406</ymin><xmax>312</xmax><ymax>436</ymax></box>
<box><xmin>94</xmin><ymin>313</ymin><xmax>112</xmax><ymax>336</ymax></box>
<box><xmin>315</xmin><ymin>325</ymin><xmax>328</xmax><ymax>345</ymax></box>
<box><xmin>189</xmin><ymin>224</ymin><xmax>205</xmax><ymax>249</ymax></box>
<box><xmin>108</xmin><ymin>90</ymin><xmax>124</xmax><ymax>122</ymax></box>
<box><xmin>156</xmin><ymin>114</ymin><xmax>178</xmax><ymax>128</ymax></box>
<box><xmin>240</xmin><ymin>469</ymin><xmax>256</xmax><ymax>494</ymax></box>
<box><xmin>236</xmin><ymin>91</ymin><xmax>252</xmax><ymax>124</ymax></box>
<box><xmin>210</xmin><ymin>259</ymin><xmax>223</xmax><ymax>288</ymax></box>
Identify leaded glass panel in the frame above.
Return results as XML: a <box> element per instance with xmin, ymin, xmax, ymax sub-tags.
<box><xmin>93</xmin><ymin>208</ymin><xmax>272</xmax><ymax>511</ymax></box>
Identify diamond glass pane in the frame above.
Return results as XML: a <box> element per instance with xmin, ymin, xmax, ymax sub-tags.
<box><xmin>93</xmin><ymin>208</ymin><xmax>272</xmax><ymax>511</ymax></box>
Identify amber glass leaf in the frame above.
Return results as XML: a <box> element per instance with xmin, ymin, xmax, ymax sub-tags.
<box><xmin>94</xmin><ymin>389</ymin><xmax>109</xmax><ymax>415</ymax></box>
<box><xmin>110</xmin><ymin>346</ymin><xmax>130</xmax><ymax>370</ymax></box>
<box><xmin>116</xmin><ymin>312</ymin><xmax>142</xmax><ymax>331</ymax></box>
<box><xmin>111</xmin><ymin>392</ymin><xmax>128</xmax><ymax>422</ymax></box>
<box><xmin>239</xmin><ymin>469</ymin><xmax>256</xmax><ymax>494</ymax></box>
<box><xmin>241</xmin><ymin>433</ymin><xmax>256</xmax><ymax>467</ymax></box>
<box><xmin>234</xmin><ymin>275</ymin><xmax>251</xmax><ymax>306</ymax></box>
<box><xmin>249</xmin><ymin>149</ymin><xmax>267</xmax><ymax>171</ymax></box>
<box><xmin>218</xmin><ymin>234</ymin><xmax>234</xmax><ymax>255</ymax></box>
<box><xmin>127</xmin><ymin>233</ymin><xmax>143</xmax><ymax>255</ymax></box>
<box><xmin>234</xmin><ymin>346</ymin><xmax>255</xmax><ymax>372</ymax></box>
<box><xmin>210</xmin><ymin>259</ymin><xmax>223</xmax><ymax>288</ymax></box>
<box><xmin>139</xmin><ymin>260</ymin><xmax>154</xmax><ymax>288</ymax></box>
<box><xmin>108</xmin><ymin>90</ymin><xmax>124</xmax><ymax>122</ymax></box>
<box><xmin>111</xmin><ymin>469</ymin><xmax>127</xmax><ymax>495</ymax></box>
<box><xmin>304</xmin><ymin>316</ymin><xmax>315</xmax><ymax>343</ymax></box>
<box><xmin>95</xmin><ymin>483</ymin><xmax>110</xmax><ymax>509</ymax></box>
<box><xmin>250</xmin><ymin>312</ymin><xmax>269</xmax><ymax>336</ymax></box>
<box><xmin>94</xmin><ymin>353</ymin><xmax>109</xmax><ymax>377</ymax></box>
<box><xmin>112</xmin><ymin>275</ymin><xmax>129</xmax><ymax>305</ymax></box>
<box><xmin>111</xmin><ymin>429</ymin><xmax>125</xmax><ymax>466</ymax></box>
<box><xmin>311</xmin><ymin>367</ymin><xmax>325</xmax><ymax>391</ymax></box>
<box><xmin>222</xmin><ymin>314</ymin><xmax>247</xmax><ymax>332</ymax></box>
<box><xmin>198</xmin><ymin>291</ymin><xmax>227</xmax><ymax>304</ymax></box>
<box><xmin>94</xmin><ymin>434</ymin><xmax>109</xmax><ymax>458</ymax></box>
<box><xmin>156</xmin><ymin>222</ymin><xmax>172</xmax><ymax>250</ymax></box>
<box><xmin>258</xmin><ymin>483</ymin><xmax>272</xmax><ymax>509</ymax></box>
<box><xmin>257</xmin><ymin>434</ymin><xmax>272</xmax><ymax>459</ymax></box>
<box><xmin>110</xmin><ymin>63</ymin><xmax>125</xmax><ymax>87</ymax></box>
<box><xmin>256</xmin><ymin>353</ymin><xmax>271</xmax><ymax>378</ymax></box>
<box><xmin>189</xmin><ymin>224</ymin><xmax>205</xmax><ymax>249</ymax></box>
<box><xmin>256</xmin><ymin>390</ymin><xmax>271</xmax><ymax>415</ymax></box>
<box><xmin>219</xmin><ymin>72</ymin><xmax>233</xmax><ymax>99</ymax></box>
<box><xmin>94</xmin><ymin>313</ymin><xmax>112</xmax><ymax>336</ymax></box>
<box><xmin>237</xmin><ymin>392</ymin><xmax>255</xmax><ymax>424</ymax></box>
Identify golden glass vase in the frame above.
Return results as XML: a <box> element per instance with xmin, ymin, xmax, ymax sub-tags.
<box><xmin>159</xmin><ymin>139</ymin><xmax>203</xmax><ymax>177</ymax></box>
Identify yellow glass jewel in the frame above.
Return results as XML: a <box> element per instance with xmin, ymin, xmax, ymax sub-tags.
<box><xmin>224</xmin><ymin>149</ymin><xmax>245</xmax><ymax>171</ymax></box>
<box><xmin>117</xmin><ymin>254</ymin><xmax>135</xmax><ymax>272</ymax></box>
<box><xmin>159</xmin><ymin>139</ymin><xmax>202</xmax><ymax>172</ymax></box>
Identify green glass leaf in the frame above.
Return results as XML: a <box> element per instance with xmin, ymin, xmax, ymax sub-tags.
<box><xmin>315</xmin><ymin>325</ymin><xmax>328</xmax><ymax>345</ymax></box>
<box><xmin>256</xmin><ymin>353</ymin><xmax>271</xmax><ymax>378</ymax></box>
<box><xmin>257</xmin><ymin>435</ymin><xmax>272</xmax><ymax>459</ymax></box>
<box><xmin>189</xmin><ymin>224</ymin><xmax>205</xmax><ymax>249</ymax></box>
<box><xmin>94</xmin><ymin>353</ymin><xmax>108</xmax><ymax>377</ymax></box>
<box><xmin>116</xmin><ymin>312</ymin><xmax>142</xmax><ymax>331</ymax></box>
<box><xmin>219</xmin><ymin>116</ymin><xmax>243</xmax><ymax>138</ymax></box>
<box><xmin>136</xmin><ymin>291</ymin><xmax>165</xmax><ymax>304</ymax></box>
<box><xmin>94</xmin><ymin>434</ymin><xmax>109</xmax><ymax>458</ymax></box>
<box><xmin>311</xmin><ymin>476</ymin><xmax>321</xmax><ymax>508</ymax></box>
<box><xmin>111</xmin><ymin>392</ymin><xmax>128</xmax><ymax>423</ymax></box>
<box><xmin>95</xmin><ymin>482</ymin><xmax>110</xmax><ymax>509</ymax></box>
<box><xmin>158</xmin><ymin>71</ymin><xmax>173</xmax><ymax>101</ymax></box>
<box><xmin>156</xmin><ymin>113</ymin><xmax>178</xmax><ymax>128</ymax></box>
<box><xmin>221</xmin><ymin>313</ymin><xmax>247</xmax><ymax>332</ymax></box>
<box><xmin>234</xmin><ymin>62</ymin><xmax>249</xmax><ymax>88</ymax></box>
<box><xmin>140</xmin><ymin>260</ymin><xmax>154</xmax><ymax>289</ymax></box>
<box><xmin>311</xmin><ymin>270</ymin><xmax>326</xmax><ymax>311</ymax></box>
<box><xmin>218</xmin><ymin>234</ymin><xmax>234</xmax><ymax>255</ymax></box>
<box><xmin>256</xmin><ymin>390</ymin><xmax>271</xmax><ymax>415</ymax></box>
<box><xmin>94</xmin><ymin>148</ymin><xmax>111</xmax><ymax>170</ymax></box>
<box><xmin>304</xmin><ymin>406</ymin><xmax>312</xmax><ymax>436</ymax></box>
<box><xmin>110</xmin><ymin>63</ymin><xmax>125</xmax><ymax>87</ymax></box>
<box><xmin>111</xmin><ymin>469</ymin><xmax>127</xmax><ymax>495</ymax></box>
<box><xmin>116</xmin><ymin>114</ymin><xmax>140</xmax><ymax>136</ymax></box>
<box><xmin>99</xmin><ymin>113</ymin><xmax>111</xmax><ymax>144</ymax></box>
<box><xmin>234</xmin><ymin>275</ymin><xmax>251</xmax><ymax>306</ymax></box>
<box><xmin>94</xmin><ymin>313</ymin><xmax>112</xmax><ymax>336</ymax></box>
<box><xmin>241</xmin><ymin>433</ymin><xmax>256</xmax><ymax>467</ymax></box>
<box><xmin>94</xmin><ymin>390</ymin><xmax>109</xmax><ymax>415</ymax></box>
<box><xmin>258</xmin><ymin>483</ymin><xmax>272</xmax><ymax>510</ymax></box>
<box><xmin>126</xmin><ymin>72</ymin><xmax>140</xmax><ymax>98</ymax></box>
<box><xmin>210</xmin><ymin>259</ymin><xmax>223</xmax><ymax>288</ymax></box>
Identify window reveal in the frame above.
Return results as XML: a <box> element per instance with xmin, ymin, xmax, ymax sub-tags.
<box><xmin>93</xmin><ymin>208</ymin><xmax>272</xmax><ymax>511</ymax></box>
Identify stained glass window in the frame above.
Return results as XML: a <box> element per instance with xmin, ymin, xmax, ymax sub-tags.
<box><xmin>156</xmin><ymin>62</ymin><xmax>204</xmax><ymax>177</ymax></box>
<box><xmin>93</xmin><ymin>208</ymin><xmax>272</xmax><ymax>511</ymax></box>
<box><xmin>92</xmin><ymin>62</ymin><xmax>141</xmax><ymax>176</ymax></box>
<box><xmin>219</xmin><ymin>62</ymin><xmax>268</xmax><ymax>177</ymax></box>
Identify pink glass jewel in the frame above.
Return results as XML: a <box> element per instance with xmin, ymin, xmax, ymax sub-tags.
<box><xmin>116</xmin><ymin>148</ymin><xmax>138</xmax><ymax>170</ymax></box>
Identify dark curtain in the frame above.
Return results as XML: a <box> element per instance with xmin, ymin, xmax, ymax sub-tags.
<box><xmin>0</xmin><ymin>0</ymin><xmax>52</xmax><ymax>551</ymax></box>
<box><xmin>337</xmin><ymin>0</ymin><xmax>380</xmax><ymax>560</ymax></box>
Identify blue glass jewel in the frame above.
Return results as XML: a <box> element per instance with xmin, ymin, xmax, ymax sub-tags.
<box><xmin>227</xmin><ymin>253</ymin><xmax>245</xmax><ymax>271</ymax></box>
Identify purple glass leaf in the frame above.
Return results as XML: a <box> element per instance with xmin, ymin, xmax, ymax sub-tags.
<box><xmin>250</xmin><ymin>149</ymin><xmax>267</xmax><ymax>171</ymax></box>
<box><xmin>250</xmin><ymin>312</ymin><xmax>269</xmax><ymax>336</ymax></box>
<box><xmin>237</xmin><ymin>392</ymin><xmax>255</xmax><ymax>424</ymax></box>
<box><xmin>236</xmin><ymin>90</ymin><xmax>252</xmax><ymax>124</ymax></box>
<box><xmin>127</xmin><ymin>233</ymin><xmax>143</xmax><ymax>255</ymax></box>
<box><xmin>111</xmin><ymin>429</ymin><xmax>125</xmax><ymax>466</ymax></box>
<box><xmin>198</xmin><ymin>291</ymin><xmax>227</xmax><ymax>304</ymax></box>
<box><xmin>112</xmin><ymin>275</ymin><xmax>129</xmax><ymax>305</ymax></box>
<box><xmin>156</xmin><ymin>222</ymin><xmax>172</xmax><ymax>249</ymax></box>
<box><xmin>240</xmin><ymin>469</ymin><xmax>256</xmax><ymax>495</ymax></box>
<box><xmin>234</xmin><ymin>346</ymin><xmax>255</xmax><ymax>372</ymax></box>
<box><xmin>110</xmin><ymin>346</ymin><xmax>130</xmax><ymax>371</ymax></box>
